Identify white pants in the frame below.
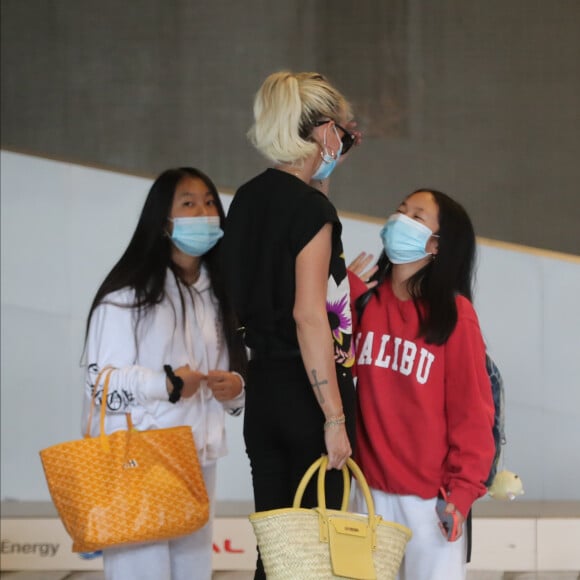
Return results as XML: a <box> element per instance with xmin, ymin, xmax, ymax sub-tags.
<box><xmin>352</xmin><ymin>484</ymin><xmax>467</xmax><ymax>580</ymax></box>
<box><xmin>103</xmin><ymin>462</ymin><xmax>217</xmax><ymax>580</ymax></box>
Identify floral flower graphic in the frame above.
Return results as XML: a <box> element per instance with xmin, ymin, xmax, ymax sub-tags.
<box><xmin>326</xmin><ymin>275</ymin><xmax>355</xmax><ymax>368</ymax></box>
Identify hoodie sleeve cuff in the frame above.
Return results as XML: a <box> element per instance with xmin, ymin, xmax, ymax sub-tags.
<box><xmin>447</xmin><ymin>485</ymin><xmax>481</xmax><ymax>518</ymax></box>
<box><xmin>222</xmin><ymin>372</ymin><xmax>245</xmax><ymax>415</ymax></box>
<box><xmin>143</xmin><ymin>370</ymin><xmax>170</xmax><ymax>402</ymax></box>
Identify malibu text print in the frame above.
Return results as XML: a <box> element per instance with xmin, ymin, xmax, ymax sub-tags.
<box><xmin>355</xmin><ymin>331</ymin><xmax>436</xmax><ymax>384</ymax></box>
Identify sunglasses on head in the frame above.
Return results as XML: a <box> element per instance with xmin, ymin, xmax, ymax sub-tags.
<box><xmin>313</xmin><ymin>120</ymin><xmax>356</xmax><ymax>155</ymax></box>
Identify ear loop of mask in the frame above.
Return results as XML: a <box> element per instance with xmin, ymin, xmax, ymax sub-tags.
<box><xmin>320</xmin><ymin>124</ymin><xmax>341</xmax><ymax>161</ymax></box>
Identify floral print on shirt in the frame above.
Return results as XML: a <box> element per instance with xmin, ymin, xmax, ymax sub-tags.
<box><xmin>327</xmin><ymin>262</ymin><xmax>355</xmax><ymax>368</ymax></box>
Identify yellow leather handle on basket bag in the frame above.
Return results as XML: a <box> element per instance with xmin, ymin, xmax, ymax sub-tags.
<box><xmin>292</xmin><ymin>456</ymin><xmax>351</xmax><ymax>511</ymax></box>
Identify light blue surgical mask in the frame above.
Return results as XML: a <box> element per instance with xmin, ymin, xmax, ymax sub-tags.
<box><xmin>311</xmin><ymin>126</ymin><xmax>343</xmax><ymax>181</ymax></box>
<box><xmin>169</xmin><ymin>216</ymin><xmax>223</xmax><ymax>257</ymax></box>
<box><xmin>380</xmin><ymin>213</ymin><xmax>437</xmax><ymax>264</ymax></box>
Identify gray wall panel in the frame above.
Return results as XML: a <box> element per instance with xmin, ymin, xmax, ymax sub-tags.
<box><xmin>1</xmin><ymin>0</ymin><xmax>579</xmax><ymax>254</ymax></box>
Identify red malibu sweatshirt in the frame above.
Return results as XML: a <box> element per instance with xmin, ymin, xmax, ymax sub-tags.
<box><xmin>349</xmin><ymin>272</ymin><xmax>495</xmax><ymax>517</ymax></box>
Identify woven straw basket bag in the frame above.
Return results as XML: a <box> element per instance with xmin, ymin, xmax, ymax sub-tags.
<box><xmin>39</xmin><ymin>367</ymin><xmax>209</xmax><ymax>552</ymax></box>
<box><xmin>250</xmin><ymin>456</ymin><xmax>412</xmax><ymax>580</ymax></box>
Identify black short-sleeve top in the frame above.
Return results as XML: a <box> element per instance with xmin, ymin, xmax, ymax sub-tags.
<box><xmin>221</xmin><ymin>168</ymin><xmax>354</xmax><ymax>368</ymax></box>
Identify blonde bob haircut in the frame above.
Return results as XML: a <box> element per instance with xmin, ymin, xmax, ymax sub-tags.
<box><xmin>248</xmin><ymin>71</ymin><xmax>352</xmax><ymax>165</ymax></box>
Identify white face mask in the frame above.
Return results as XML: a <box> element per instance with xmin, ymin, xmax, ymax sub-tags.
<box><xmin>380</xmin><ymin>213</ymin><xmax>437</xmax><ymax>264</ymax></box>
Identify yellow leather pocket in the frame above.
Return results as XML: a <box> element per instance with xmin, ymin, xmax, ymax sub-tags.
<box><xmin>328</xmin><ymin>515</ymin><xmax>376</xmax><ymax>579</ymax></box>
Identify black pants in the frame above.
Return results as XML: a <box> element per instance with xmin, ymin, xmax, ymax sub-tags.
<box><xmin>244</xmin><ymin>357</ymin><xmax>356</xmax><ymax>579</ymax></box>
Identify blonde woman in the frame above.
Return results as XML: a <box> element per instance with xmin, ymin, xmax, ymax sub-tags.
<box><xmin>221</xmin><ymin>71</ymin><xmax>360</xmax><ymax>579</ymax></box>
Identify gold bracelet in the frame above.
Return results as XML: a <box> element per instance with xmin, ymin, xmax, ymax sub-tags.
<box><xmin>324</xmin><ymin>413</ymin><xmax>346</xmax><ymax>430</ymax></box>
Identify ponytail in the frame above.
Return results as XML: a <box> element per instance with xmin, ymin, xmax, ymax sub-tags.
<box><xmin>248</xmin><ymin>71</ymin><xmax>351</xmax><ymax>165</ymax></box>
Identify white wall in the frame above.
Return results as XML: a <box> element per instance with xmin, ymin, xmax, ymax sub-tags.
<box><xmin>1</xmin><ymin>150</ymin><xmax>579</xmax><ymax>503</ymax></box>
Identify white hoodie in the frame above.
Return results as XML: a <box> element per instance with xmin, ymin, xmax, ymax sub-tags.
<box><xmin>81</xmin><ymin>265</ymin><xmax>244</xmax><ymax>465</ymax></box>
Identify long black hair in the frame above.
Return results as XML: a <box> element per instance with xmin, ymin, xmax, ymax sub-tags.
<box><xmin>356</xmin><ymin>189</ymin><xmax>477</xmax><ymax>345</ymax></box>
<box><xmin>84</xmin><ymin>167</ymin><xmax>247</xmax><ymax>375</ymax></box>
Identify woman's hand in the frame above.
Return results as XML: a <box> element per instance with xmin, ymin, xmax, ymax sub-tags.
<box><xmin>346</xmin><ymin>119</ymin><xmax>363</xmax><ymax>149</ymax></box>
<box><xmin>347</xmin><ymin>252</ymin><xmax>378</xmax><ymax>289</ymax></box>
<box><xmin>172</xmin><ymin>365</ymin><xmax>205</xmax><ymax>398</ymax></box>
<box><xmin>206</xmin><ymin>370</ymin><xmax>243</xmax><ymax>402</ymax></box>
<box><xmin>324</xmin><ymin>424</ymin><xmax>352</xmax><ymax>470</ymax></box>
<box><xmin>338</xmin><ymin>120</ymin><xmax>362</xmax><ymax>164</ymax></box>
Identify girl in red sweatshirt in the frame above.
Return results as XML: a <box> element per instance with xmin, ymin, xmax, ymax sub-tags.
<box><xmin>349</xmin><ymin>189</ymin><xmax>495</xmax><ymax>580</ymax></box>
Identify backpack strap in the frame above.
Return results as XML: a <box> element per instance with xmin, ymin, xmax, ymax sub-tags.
<box><xmin>484</xmin><ymin>353</ymin><xmax>506</xmax><ymax>487</ymax></box>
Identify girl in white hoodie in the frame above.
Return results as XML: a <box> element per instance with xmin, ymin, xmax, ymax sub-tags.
<box><xmin>82</xmin><ymin>167</ymin><xmax>247</xmax><ymax>580</ymax></box>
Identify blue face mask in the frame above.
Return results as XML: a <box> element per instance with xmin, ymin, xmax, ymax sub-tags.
<box><xmin>169</xmin><ymin>216</ymin><xmax>224</xmax><ymax>257</ymax></box>
<box><xmin>380</xmin><ymin>213</ymin><xmax>437</xmax><ymax>264</ymax></box>
<box><xmin>311</xmin><ymin>126</ymin><xmax>343</xmax><ymax>180</ymax></box>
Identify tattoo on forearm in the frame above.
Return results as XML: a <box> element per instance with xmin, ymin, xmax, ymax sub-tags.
<box><xmin>311</xmin><ymin>369</ymin><xmax>328</xmax><ymax>404</ymax></box>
